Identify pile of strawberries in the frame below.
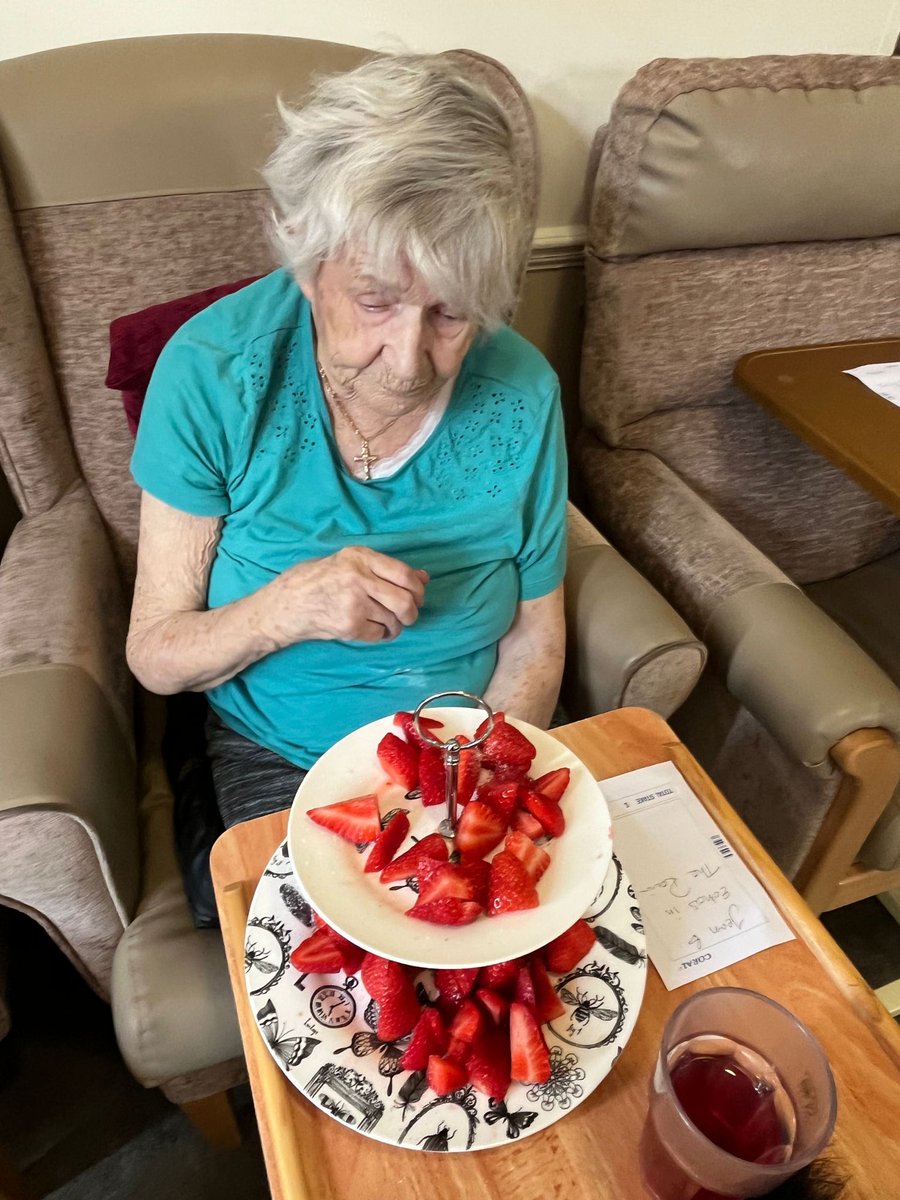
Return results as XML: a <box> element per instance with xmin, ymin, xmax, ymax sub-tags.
<box><xmin>307</xmin><ymin>710</ymin><xmax>572</xmax><ymax>926</ymax></box>
<box><xmin>291</xmin><ymin>913</ymin><xmax>598</xmax><ymax>1095</ymax></box>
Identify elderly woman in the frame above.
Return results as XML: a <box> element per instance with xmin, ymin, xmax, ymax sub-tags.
<box><xmin>127</xmin><ymin>53</ymin><xmax>567</xmax><ymax>828</ymax></box>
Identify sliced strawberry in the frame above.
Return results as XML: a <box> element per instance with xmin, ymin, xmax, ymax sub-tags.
<box><xmin>408</xmin><ymin>897</ymin><xmax>481</xmax><ymax>926</ymax></box>
<box><xmin>394</xmin><ymin>710</ymin><xmax>445</xmax><ymax>750</ymax></box>
<box><xmin>482</xmin><ymin>717</ymin><xmax>537</xmax><ymax>772</ymax></box>
<box><xmin>533</xmin><ymin>767</ymin><xmax>571</xmax><ymax>803</ymax></box>
<box><xmin>360</xmin><ymin>954</ymin><xmax>420</xmax><ymax>1041</ymax></box>
<box><xmin>466</xmin><ymin>1028</ymin><xmax>511</xmax><ymax>1100</ymax></box>
<box><xmin>290</xmin><ymin>928</ymin><xmax>344</xmax><ymax>974</ymax></box>
<box><xmin>455</xmin><ymin>801</ymin><xmax>506</xmax><ymax>859</ymax></box>
<box><xmin>334</xmin><ymin>939</ymin><xmax>365</xmax><ymax>977</ymax></box>
<box><xmin>449</xmin><ymin>998</ymin><xmax>485</xmax><ymax>1045</ymax></box>
<box><xmin>477</xmin><ymin>780</ymin><xmax>519</xmax><ymax>826</ymax></box>
<box><xmin>445</xmin><ymin>1035</ymin><xmax>470</xmax><ymax>1065</ymax></box>
<box><xmin>376</xmin><ymin>732</ymin><xmax>419</xmax><ymax>791</ymax></box>
<box><xmin>307</xmin><ymin>793</ymin><xmax>381</xmax><ymax>843</ymax></box>
<box><xmin>486</xmin><ymin>850</ymin><xmax>539</xmax><ymax>917</ymax></box>
<box><xmin>417</xmin><ymin>862</ymin><xmax>479</xmax><ymax>904</ymax></box>
<box><xmin>434</xmin><ymin>967</ymin><xmax>480</xmax><ymax>1008</ymax></box>
<box><xmin>307</xmin><ymin>918</ymin><xmax>366</xmax><ymax>976</ymax></box>
<box><xmin>504</xmin><ymin>829</ymin><xmax>551</xmax><ymax>883</ymax></box>
<box><xmin>514</xmin><ymin>964</ymin><xmax>537</xmax><ymax>1011</ymax></box>
<box><xmin>511</xmin><ymin>809</ymin><xmax>545</xmax><ymax>840</ymax></box>
<box><xmin>418</xmin><ymin>746</ymin><xmax>446</xmax><ymax>807</ymax></box>
<box><xmin>528</xmin><ymin>955</ymin><xmax>566</xmax><ymax>1023</ymax></box>
<box><xmin>427</xmin><ymin>1054</ymin><xmax>468</xmax><ymax>1096</ymax></box>
<box><xmin>490</xmin><ymin>761</ymin><xmax>530</xmax><ymax>784</ymax></box>
<box><xmin>542</xmin><ymin>919</ymin><xmax>596</xmax><ymax>974</ymax></box>
<box><xmin>478</xmin><ymin>959</ymin><xmax>520</xmax><ymax>994</ymax></box>
<box><xmin>377</xmin><ymin>990</ymin><xmax>421</xmax><ymax>1041</ymax></box>
<box><xmin>364</xmin><ymin>810</ymin><xmax>410</xmax><ymax>873</ymax></box>
<box><xmin>360</xmin><ymin>953</ymin><xmax>406</xmax><ymax>999</ymax></box>
<box><xmin>475</xmin><ymin>986</ymin><xmax>510</xmax><ymax>1025</ymax></box>
<box><xmin>456</xmin><ymin>745</ymin><xmax>482</xmax><ymax>807</ymax></box>
<box><xmin>509</xmin><ymin>1001</ymin><xmax>551</xmax><ymax>1084</ymax></box>
<box><xmin>380</xmin><ymin>832</ymin><xmax>449</xmax><ymax>883</ymax></box>
<box><xmin>399</xmin><ymin>1008</ymin><xmax>449</xmax><ymax>1071</ymax></box>
<box><xmin>455</xmin><ymin>858</ymin><xmax>490</xmax><ymax>907</ymax></box>
<box><xmin>521</xmin><ymin>789</ymin><xmax>565</xmax><ymax>839</ymax></box>
<box><xmin>414</xmin><ymin>855</ymin><xmax>454</xmax><ymax>894</ymax></box>
<box><xmin>474</xmin><ymin>710</ymin><xmax>503</xmax><ymax>739</ymax></box>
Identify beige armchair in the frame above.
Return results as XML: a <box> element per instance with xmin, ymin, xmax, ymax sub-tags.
<box><xmin>0</xmin><ymin>34</ymin><xmax>703</xmax><ymax>1135</ymax></box>
<box><xmin>577</xmin><ymin>53</ymin><xmax>900</xmax><ymax>916</ymax></box>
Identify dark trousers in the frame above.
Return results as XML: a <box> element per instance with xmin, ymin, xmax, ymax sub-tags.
<box><xmin>205</xmin><ymin>708</ymin><xmax>308</xmax><ymax>828</ymax></box>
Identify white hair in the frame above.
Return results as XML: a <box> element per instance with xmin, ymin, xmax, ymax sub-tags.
<box><xmin>262</xmin><ymin>54</ymin><xmax>531</xmax><ymax>328</ymax></box>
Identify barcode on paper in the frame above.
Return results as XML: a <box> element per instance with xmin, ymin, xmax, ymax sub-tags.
<box><xmin>710</xmin><ymin>834</ymin><xmax>734</xmax><ymax>859</ymax></box>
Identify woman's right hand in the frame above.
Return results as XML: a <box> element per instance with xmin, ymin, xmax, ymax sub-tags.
<box><xmin>264</xmin><ymin>546</ymin><xmax>429</xmax><ymax>646</ymax></box>
<box><xmin>128</xmin><ymin>496</ymin><xmax>428</xmax><ymax>695</ymax></box>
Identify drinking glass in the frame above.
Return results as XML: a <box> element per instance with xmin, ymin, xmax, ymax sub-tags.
<box><xmin>640</xmin><ymin>988</ymin><xmax>837</xmax><ymax>1199</ymax></box>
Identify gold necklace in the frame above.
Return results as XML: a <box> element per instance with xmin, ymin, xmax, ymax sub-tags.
<box><xmin>317</xmin><ymin>362</ymin><xmax>405</xmax><ymax>482</ymax></box>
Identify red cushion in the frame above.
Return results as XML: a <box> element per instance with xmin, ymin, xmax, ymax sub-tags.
<box><xmin>105</xmin><ymin>276</ymin><xmax>261</xmax><ymax>435</ymax></box>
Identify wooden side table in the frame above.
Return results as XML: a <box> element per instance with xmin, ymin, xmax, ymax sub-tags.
<box><xmin>212</xmin><ymin>708</ymin><xmax>900</xmax><ymax>1200</ymax></box>
<box><xmin>735</xmin><ymin>337</ymin><xmax>900</xmax><ymax>515</ymax></box>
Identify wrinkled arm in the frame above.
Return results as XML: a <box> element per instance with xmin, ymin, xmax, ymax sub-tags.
<box><xmin>127</xmin><ymin>492</ymin><xmax>429</xmax><ymax>695</ymax></box>
<box><xmin>126</xmin><ymin>492</ymin><xmax>272</xmax><ymax>694</ymax></box>
<box><xmin>484</xmin><ymin>584</ymin><xmax>565</xmax><ymax>728</ymax></box>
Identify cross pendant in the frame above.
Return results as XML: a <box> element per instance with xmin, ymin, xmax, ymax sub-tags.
<box><xmin>354</xmin><ymin>440</ymin><xmax>378</xmax><ymax>481</ymax></box>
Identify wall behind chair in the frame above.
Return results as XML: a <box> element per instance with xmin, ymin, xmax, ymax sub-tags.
<box><xmin>3</xmin><ymin>0</ymin><xmax>897</xmax><ymax>435</ymax></box>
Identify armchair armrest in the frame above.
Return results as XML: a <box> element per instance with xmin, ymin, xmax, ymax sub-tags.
<box><xmin>563</xmin><ymin>501</ymin><xmax>706</xmax><ymax>717</ymax></box>
<box><xmin>580</xmin><ymin>443</ymin><xmax>900</xmax><ymax>768</ymax></box>
<box><xmin>0</xmin><ymin>482</ymin><xmax>139</xmax><ymax>921</ymax></box>
<box><xmin>0</xmin><ymin>664</ymin><xmax>139</xmax><ymax>921</ymax></box>
<box><xmin>0</xmin><ymin>480</ymin><xmax>132</xmax><ymax>741</ymax></box>
<box><xmin>710</xmin><ymin>582</ymin><xmax>900</xmax><ymax>773</ymax></box>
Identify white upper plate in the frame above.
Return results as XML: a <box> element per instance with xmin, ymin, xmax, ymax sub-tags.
<box><xmin>286</xmin><ymin>707</ymin><xmax>613</xmax><ymax>968</ymax></box>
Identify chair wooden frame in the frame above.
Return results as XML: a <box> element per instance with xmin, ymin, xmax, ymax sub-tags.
<box><xmin>793</xmin><ymin>727</ymin><xmax>900</xmax><ymax>914</ymax></box>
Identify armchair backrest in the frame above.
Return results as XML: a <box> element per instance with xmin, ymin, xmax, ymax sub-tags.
<box><xmin>0</xmin><ymin>35</ymin><xmax>538</xmax><ymax>584</ymax></box>
<box><xmin>581</xmin><ymin>54</ymin><xmax>900</xmax><ymax>584</ymax></box>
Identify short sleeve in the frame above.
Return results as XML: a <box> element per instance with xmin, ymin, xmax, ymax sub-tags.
<box><xmin>517</xmin><ymin>381</ymin><xmax>568</xmax><ymax>601</ymax></box>
<box><xmin>130</xmin><ymin>320</ymin><xmax>243</xmax><ymax>517</ymax></box>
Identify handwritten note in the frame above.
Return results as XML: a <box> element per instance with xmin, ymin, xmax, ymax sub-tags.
<box><xmin>844</xmin><ymin>361</ymin><xmax>900</xmax><ymax>409</ymax></box>
<box><xmin>600</xmin><ymin>762</ymin><xmax>794</xmax><ymax>989</ymax></box>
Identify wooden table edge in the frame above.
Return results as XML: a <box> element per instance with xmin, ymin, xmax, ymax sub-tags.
<box><xmin>735</xmin><ymin>337</ymin><xmax>900</xmax><ymax>373</ymax></box>
<box><xmin>214</xmin><ymin>861</ymin><xmax>314</xmax><ymax>1199</ymax></box>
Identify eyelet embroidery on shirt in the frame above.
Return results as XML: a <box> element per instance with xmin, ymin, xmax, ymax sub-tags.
<box><xmin>245</xmin><ymin>350</ymin><xmax>531</xmax><ymax>491</ymax></box>
<box><xmin>247</xmin><ymin>335</ymin><xmax>319</xmax><ymax>461</ymax></box>
<box><xmin>432</xmin><ymin>378</ymin><xmax>528</xmax><ymax>500</ymax></box>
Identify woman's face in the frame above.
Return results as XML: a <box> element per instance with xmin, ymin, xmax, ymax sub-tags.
<box><xmin>301</xmin><ymin>253</ymin><xmax>477</xmax><ymax>414</ymax></box>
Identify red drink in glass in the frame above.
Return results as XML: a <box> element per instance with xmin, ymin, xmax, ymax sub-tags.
<box><xmin>640</xmin><ymin>990</ymin><xmax>836</xmax><ymax>1200</ymax></box>
<box><xmin>654</xmin><ymin>1037</ymin><xmax>796</xmax><ymax>1198</ymax></box>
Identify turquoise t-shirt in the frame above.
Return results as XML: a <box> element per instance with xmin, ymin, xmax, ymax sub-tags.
<box><xmin>131</xmin><ymin>269</ymin><xmax>567</xmax><ymax>767</ymax></box>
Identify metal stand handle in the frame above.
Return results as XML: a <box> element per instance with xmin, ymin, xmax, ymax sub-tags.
<box><xmin>413</xmin><ymin>691</ymin><xmax>494</xmax><ymax>835</ymax></box>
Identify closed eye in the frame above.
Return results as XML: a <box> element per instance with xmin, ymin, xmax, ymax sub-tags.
<box><xmin>431</xmin><ymin>305</ymin><xmax>465</xmax><ymax>324</ymax></box>
<box><xmin>354</xmin><ymin>286</ymin><xmax>397</xmax><ymax>309</ymax></box>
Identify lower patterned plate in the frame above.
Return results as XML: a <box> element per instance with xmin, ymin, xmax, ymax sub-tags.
<box><xmin>243</xmin><ymin>844</ymin><xmax>647</xmax><ymax>1152</ymax></box>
